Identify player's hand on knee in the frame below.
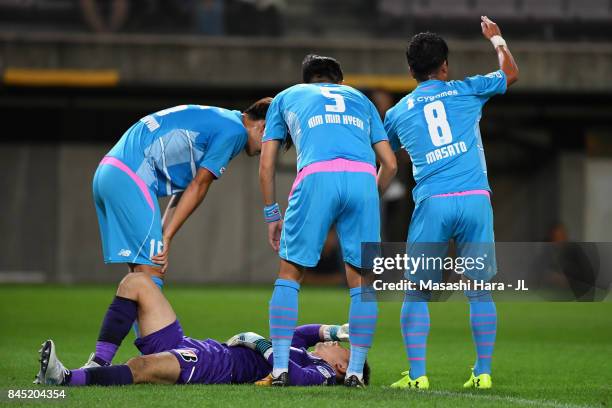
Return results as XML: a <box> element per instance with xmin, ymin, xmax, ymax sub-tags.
<box><xmin>267</xmin><ymin>220</ymin><xmax>283</xmax><ymax>252</ymax></box>
<box><xmin>480</xmin><ymin>16</ymin><xmax>501</xmax><ymax>39</ymax></box>
<box><xmin>151</xmin><ymin>236</ymin><xmax>171</xmax><ymax>274</ymax></box>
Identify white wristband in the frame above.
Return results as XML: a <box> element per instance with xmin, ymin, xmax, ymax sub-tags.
<box><xmin>490</xmin><ymin>35</ymin><xmax>507</xmax><ymax>49</ymax></box>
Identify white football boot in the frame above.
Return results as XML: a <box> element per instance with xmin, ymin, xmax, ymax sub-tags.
<box><xmin>36</xmin><ymin>340</ymin><xmax>69</xmax><ymax>386</ymax></box>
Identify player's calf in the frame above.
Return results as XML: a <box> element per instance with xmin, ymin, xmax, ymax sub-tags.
<box><xmin>269</xmin><ymin>277</ymin><xmax>300</xmax><ymax>383</ymax></box>
<box><xmin>465</xmin><ymin>289</ymin><xmax>496</xmax><ymax>378</ymax></box>
<box><xmin>93</xmin><ymin>297</ymin><xmax>138</xmax><ymax>366</ymax></box>
<box><xmin>83</xmin><ymin>272</ymin><xmax>169</xmax><ymax>368</ymax></box>
<box><xmin>345</xmin><ymin>285</ymin><xmax>378</xmax><ymax>386</ymax></box>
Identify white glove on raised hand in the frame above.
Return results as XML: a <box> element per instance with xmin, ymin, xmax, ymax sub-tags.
<box><xmin>226</xmin><ymin>332</ymin><xmax>272</xmax><ymax>359</ymax></box>
<box><xmin>322</xmin><ymin>323</ymin><xmax>350</xmax><ymax>342</ymax></box>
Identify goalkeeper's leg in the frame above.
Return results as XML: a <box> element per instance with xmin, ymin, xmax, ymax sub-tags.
<box><xmin>87</xmin><ymin>271</ymin><xmax>176</xmax><ymax>366</ymax></box>
<box><xmin>39</xmin><ymin>338</ymin><xmax>179</xmax><ymax>386</ymax></box>
<box><xmin>130</xmin><ymin>264</ymin><xmax>165</xmax><ymax>340</ymax></box>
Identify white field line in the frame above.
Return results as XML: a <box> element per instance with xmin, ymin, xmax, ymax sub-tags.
<box><xmin>425</xmin><ymin>390</ymin><xmax>596</xmax><ymax>408</ymax></box>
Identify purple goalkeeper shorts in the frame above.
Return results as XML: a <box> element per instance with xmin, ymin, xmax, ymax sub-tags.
<box><xmin>134</xmin><ymin>320</ymin><xmax>234</xmax><ymax>384</ymax></box>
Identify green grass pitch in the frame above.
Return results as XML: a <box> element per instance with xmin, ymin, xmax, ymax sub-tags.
<box><xmin>0</xmin><ymin>285</ymin><xmax>610</xmax><ymax>407</ymax></box>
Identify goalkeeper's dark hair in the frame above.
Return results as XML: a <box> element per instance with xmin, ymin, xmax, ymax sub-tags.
<box><xmin>406</xmin><ymin>32</ymin><xmax>449</xmax><ymax>82</ymax></box>
<box><xmin>336</xmin><ymin>360</ymin><xmax>370</xmax><ymax>385</ymax></box>
<box><xmin>244</xmin><ymin>97</ymin><xmax>272</xmax><ymax>121</ymax></box>
<box><xmin>302</xmin><ymin>54</ymin><xmax>343</xmax><ymax>84</ymax></box>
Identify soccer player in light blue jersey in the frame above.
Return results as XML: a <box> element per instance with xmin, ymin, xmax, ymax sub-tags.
<box><xmin>385</xmin><ymin>17</ymin><xmax>519</xmax><ymax>390</ymax></box>
<box><xmin>85</xmin><ymin>98</ymin><xmax>271</xmax><ymax>368</ymax></box>
<box><xmin>259</xmin><ymin>55</ymin><xmax>398</xmax><ymax>387</ymax></box>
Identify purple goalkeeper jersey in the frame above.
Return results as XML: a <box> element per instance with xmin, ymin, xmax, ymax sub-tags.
<box><xmin>225</xmin><ymin>324</ymin><xmax>336</xmax><ymax>385</ymax></box>
<box><xmin>135</xmin><ymin>322</ymin><xmax>336</xmax><ymax>386</ymax></box>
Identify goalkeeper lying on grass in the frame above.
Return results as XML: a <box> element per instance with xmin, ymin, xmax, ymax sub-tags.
<box><xmin>35</xmin><ymin>272</ymin><xmax>367</xmax><ymax>387</ymax></box>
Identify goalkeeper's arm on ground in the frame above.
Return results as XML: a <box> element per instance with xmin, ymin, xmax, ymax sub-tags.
<box><xmin>291</xmin><ymin>324</ymin><xmax>349</xmax><ymax>349</ymax></box>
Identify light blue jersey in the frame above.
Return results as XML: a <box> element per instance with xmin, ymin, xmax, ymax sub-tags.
<box><xmin>263</xmin><ymin>83</ymin><xmax>388</xmax><ymax>170</ymax></box>
<box><xmin>93</xmin><ymin>105</ymin><xmax>247</xmax><ymax>266</ymax></box>
<box><xmin>384</xmin><ymin>70</ymin><xmax>507</xmax><ymax>204</ymax></box>
<box><xmin>264</xmin><ymin>82</ymin><xmax>387</xmax><ymax>268</ymax></box>
<box><xmin>108</xmin><ymin>105</ymin><xmax>247</xmax><ymax>197</ymax></box>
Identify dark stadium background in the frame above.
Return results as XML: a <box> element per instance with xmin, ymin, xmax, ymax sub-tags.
<box><xmin>1</xmin><ymin>0</ymin><xmax>611</xmax><ymax>285</ymax></box>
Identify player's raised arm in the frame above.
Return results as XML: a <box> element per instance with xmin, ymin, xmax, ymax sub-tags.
<box><xmin>373</xmin><ymin>140</ymin><xmax>398</xmax><ymax>196</ymax></box>
<box><xmin>152</xmin><ymin>168</ymin><xmax>215</xmax><ymax>272</ymax></box>
<box><xmin>259</xmin><ymin>140</ymin><xmax>282</xmax><ymax>251</ymax></box>
<box><xmin>481</xmin><ymin>16</ymin><xmax>519</xmax><ymax>87</ymax></box>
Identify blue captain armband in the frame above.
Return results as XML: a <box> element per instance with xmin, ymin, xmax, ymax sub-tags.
<box><xmin>264</xmin><ymin>203</ymin><xmax>282</xmax><ymax>223</ymax></box>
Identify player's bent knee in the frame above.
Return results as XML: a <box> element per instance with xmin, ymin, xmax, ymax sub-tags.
<box><xmin>117</xmin><ymin>272</ymin><xmax>153</xmax><ymax>298</ymax></box>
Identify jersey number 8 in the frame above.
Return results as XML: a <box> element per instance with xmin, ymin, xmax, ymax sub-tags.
<box><xmin>423</xmin><ymin>100</ymin><xmax>453</xmax><ymax>146</ymax></box>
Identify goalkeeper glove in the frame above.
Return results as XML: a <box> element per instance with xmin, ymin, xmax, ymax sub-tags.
<box><xmin>322</xmin><ymin>323</ymin><xmax>349</xmax><ymax>342</ymax></box>
<box><xmin>226</xmin><ymin>332</ymin><xmax>272</xmax><ymax>359</ymax></box>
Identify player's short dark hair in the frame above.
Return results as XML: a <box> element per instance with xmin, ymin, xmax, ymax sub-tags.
<box><xmin>406</xmin><ymin>32</ymin><xmax>449</xmax><ymax>82</ymax></box>
<box><xmin>244</xmin><ymin>97</ymin><xmax>272</xmax><ymax>121</ymax></box>
<box><xmin>302</xmin><ymin>54</ymin><xmax>344</xmax><ymax>84</ymax></box>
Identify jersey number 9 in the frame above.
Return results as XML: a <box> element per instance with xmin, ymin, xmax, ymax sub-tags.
<box><xmin>424</xmin><ymin>100</ymin><xmax>453</xmax><ymax>147</ymax></box>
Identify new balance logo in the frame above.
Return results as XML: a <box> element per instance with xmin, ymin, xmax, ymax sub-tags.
<box><xmin>118</xmin><ymin>249</ymin><xmax>132</xmax><ymax>257</ymax></box>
